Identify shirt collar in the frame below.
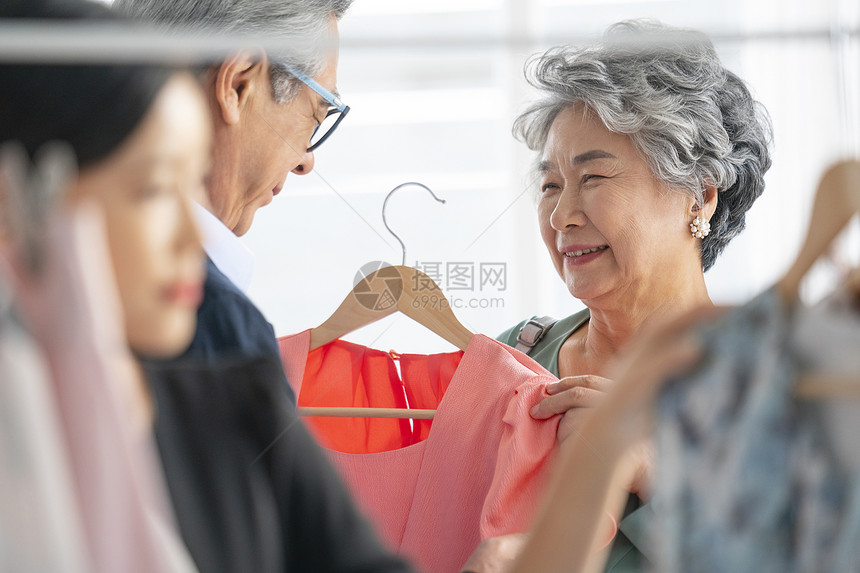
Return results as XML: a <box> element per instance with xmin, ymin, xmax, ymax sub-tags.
<box><xmin>193</xmin><ymin>202</ymin><xmax>255</xmax><ymax>293</ymax></box>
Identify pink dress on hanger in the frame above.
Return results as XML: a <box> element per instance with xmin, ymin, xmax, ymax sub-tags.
<box><xmin>279</xmin><ymin>331</ymin><xmax>617</xmax><ymax>573</ymax></box>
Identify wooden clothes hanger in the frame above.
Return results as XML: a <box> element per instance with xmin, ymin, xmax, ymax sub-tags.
<box><xmin>0</xmin><ymin>142</ymin><xmax>77</xmax><ymax>275</ymax></box>
<box><xmin>308</xmin><ymin>264</ymin><xmax>474</xmax><ymax>352</ymax></box>
<box><xmin>776</xmin><ymin>160</ymin><xmax>860</xmax><ymax>399</ymax></box>
<box><xmin>299</xmin><ymin>183</ymin><xmax>475</xmax><ymax>420</ymax></box>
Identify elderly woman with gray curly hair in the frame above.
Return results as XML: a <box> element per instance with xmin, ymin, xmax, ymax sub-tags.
<box><xmin>494</xmin><ymin>19</ymin><xmax>772</xmax><ymax>572</ymax></box>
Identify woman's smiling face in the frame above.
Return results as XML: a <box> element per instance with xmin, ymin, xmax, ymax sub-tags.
<box><xmin>537</xmin><ymin>104</ymin><xmax>700</xmax><ymax>308</ymax></box>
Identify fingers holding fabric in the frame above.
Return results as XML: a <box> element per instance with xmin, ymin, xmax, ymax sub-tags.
<box><xmin>531</xmin><ymin>375</ymin><xmax>613</xmax><ymax>419</ymax></box>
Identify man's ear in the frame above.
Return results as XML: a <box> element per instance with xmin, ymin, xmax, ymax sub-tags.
<box><xmin>212</xmin><ymin>49</ymin><xmax>268</xmax><ymax>126</ymax></box>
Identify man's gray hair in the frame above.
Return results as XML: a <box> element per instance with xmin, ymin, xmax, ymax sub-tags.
<box><xmin>114</xmin><ymin>0</ymin><xmax>352</xmax><ymax>103</ymax></box>
<box><xmin>514</xmin><ymin>19</ymin><xmax>773</xmax><ymax>271</ymax></box>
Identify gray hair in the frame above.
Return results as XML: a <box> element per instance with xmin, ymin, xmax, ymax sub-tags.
<box><xmin>113</xmin><ymin>0</ymin><xmax>353</xmax><ymax>103</ymax></box>
<box><xmin>514</xmin><ymin>19</ymin><xmax>773</xmax><ymax>271</ymax></box>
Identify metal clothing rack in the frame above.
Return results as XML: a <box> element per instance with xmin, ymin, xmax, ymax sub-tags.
<box><xmin>0</xmin><ymin>22</ymin><xmax>857</xmax><ymax>63</ymax></box>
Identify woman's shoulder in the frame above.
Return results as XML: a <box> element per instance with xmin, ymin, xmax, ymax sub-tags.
<box><xmin>495</xmin><ymin>309</ymin><xmax>590</xmax><ymax>346</ymax></box>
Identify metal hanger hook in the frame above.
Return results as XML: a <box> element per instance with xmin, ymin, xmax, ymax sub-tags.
<box><xmin>381</xmin><ymin>182</ymin><xmax>446</xmax><ymax>266</ymax></box>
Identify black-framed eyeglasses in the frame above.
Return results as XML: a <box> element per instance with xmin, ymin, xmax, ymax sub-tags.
<box><xmin>281</xmin><ymin>64</ymin><xmax>350</xmax><ymax>152</ymax></box>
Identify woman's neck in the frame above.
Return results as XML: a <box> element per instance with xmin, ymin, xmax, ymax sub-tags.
<box><xmin>575</xmin><ymin>274</ymin><xmax>712</xmax><ymax>374</ymax></box>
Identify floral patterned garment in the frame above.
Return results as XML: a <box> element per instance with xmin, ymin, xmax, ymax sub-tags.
<box><xmin>651</xmin><ymin>287</ymin><xmax>860</xmax><ymax>573</ymax></box>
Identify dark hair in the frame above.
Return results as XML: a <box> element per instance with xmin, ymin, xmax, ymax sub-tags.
<box><xmin>0</xmin><ymin>0</ymin><xmax>174</xmax><ymax>167</ymax></box>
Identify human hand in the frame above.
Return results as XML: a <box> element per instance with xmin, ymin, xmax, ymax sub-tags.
<box><xmin>528</xmin><ymin>374</ymin><xmax>658</xmax><ymax>496</ymax></box>
<box><xmin>459</xmin><ymin>533</ymin><xmax>529</xmax><ymax>573</ymax></box>
<box><xmin>595</xmin><ymin>306</ymin><xmax>722</xmax><ymax>456</ymax></box>
<box><xmin>548</xmin><ymin>308</ymin><xmax>721</xmax><ymax>497</ymax></box>
<box><xmin>529</xmin><ymin>375</ymin><xmax>615</xmax><ymax>444</ymax></box>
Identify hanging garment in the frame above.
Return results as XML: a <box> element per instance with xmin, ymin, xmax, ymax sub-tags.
<box><xmin>4</xmin><ymin>206</ymin><xmax>196</xmax><ymax>573</ymax></box>
<box><xmin>651</xmin><ymin>287</ymin><xmax>860</xmax><ymax>573</ymax></box>
<box><xmin>789</xmin><ymin>285</ymin><xmax>860</xmax><ymax>571</ymax></box>
<box><xmin>497</xmin><ymin>310</ymin><xmax>650</xmax><ymax>573</ymax></box>
<box><xmin>0</xmin><ymin>286</ymin><xmax>90</xmax><ymax>573</ymax></box>
<box><xmin>280</xmin><ymin>331</ymin><xmax>617</xmax><ymax>573</ymax></box>
<box><xmin>289</xmin><ymin>338</ymin><xmax>464</xmax><ymax>454</ymax></box>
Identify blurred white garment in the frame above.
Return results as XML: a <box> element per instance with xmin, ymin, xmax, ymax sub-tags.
<box><xmin>0</xmin><ymin>284</ymin><xmax>90</xmax><ymax>573</ymax></box>
<box><xmin>0</xmin><ymin>203</ymin><xmax>196</xmax><ymax>573</ymax></box>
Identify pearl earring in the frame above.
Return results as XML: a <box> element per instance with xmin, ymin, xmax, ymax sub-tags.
<box><xmin>690</xmin><ymin>215</ymin><xmax>711</xmax><ymax>239</ymax></box>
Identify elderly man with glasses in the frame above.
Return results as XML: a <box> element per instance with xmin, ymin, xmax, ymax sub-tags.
<box><xmin>115</xmin><ymin>0</ymin><xmax>350</xmax><ymax>384</ymax></box>
<box><xmin>114</xmin><ymin>2</ymin><xmax>522</xmax><ymax>572</ymax></box>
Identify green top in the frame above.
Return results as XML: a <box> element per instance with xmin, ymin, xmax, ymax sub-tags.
<box><xmin>497</xmin><ymin>311</ymin><xmax>652</xmax><ymax>573</ymax></box>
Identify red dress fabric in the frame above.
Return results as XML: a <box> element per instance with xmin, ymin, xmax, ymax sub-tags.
<box><xmin>292</xmin><ymin>338</ymin><xmax>463</xmax><ymax>454</ymax></box>
<box><xmin>279</xmin><ymin>331</ymin><xmax>579</xmax><ymax>573</ymax></box>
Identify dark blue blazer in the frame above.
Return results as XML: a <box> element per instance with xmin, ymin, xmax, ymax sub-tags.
<box><xmin>179</xmin><ymin>258</ymin><xmax>295</xmax><ymax>402</ymax></box>
<box><xmin>144</xmin><ymin>354</ymin><xmax>412</xmax><ymax>573</ymax></box>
